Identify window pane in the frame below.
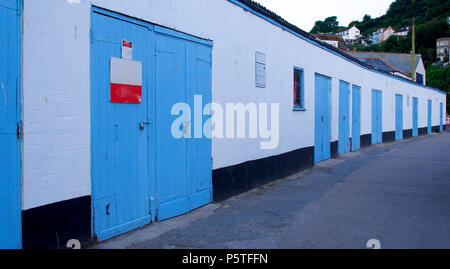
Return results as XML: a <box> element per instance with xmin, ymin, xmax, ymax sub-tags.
<box><xmin>294</xmin><ymin>69</ymin><xmax>302</xmax><ymax>108</ymax></box>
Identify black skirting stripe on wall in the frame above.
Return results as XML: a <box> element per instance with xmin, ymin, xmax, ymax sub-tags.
<box><xmin>360</xmin><ymin>134</ymin><xmax>372</xmax><ymax>148</ymax></box>
<box><xmin>432</xmin><ymin>125</ymin><xmax>441</xmax><ymax>133</ymax></box>
<box><xmin>331</xmin><ymin>141</ymin><xmax>338</xmax><ymax>158</ymax></box>
<box><xmin>403</xmin><ymin>129</ymin><xmax>413</xmax><ymax>139</ymax></box>
<box><xmin>212</xmin><ymin>146</ymin><xmax>314</xmax><ymax>202</ymax></box>
<box><xmin>418</xmin><ymin>127</ymin><xmax>428</xmax><ymax>136</ymax></box>
<box><xmin>22</xmin><ymin>196</ymin><xmax>91</xmax><ymax>249</ymax></box>
<box><xmin>382</xmin><ymin>131</ymin><xmax>396</xmax><ymax>143</ymax></box>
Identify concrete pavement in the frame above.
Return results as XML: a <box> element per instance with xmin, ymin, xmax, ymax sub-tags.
<box><xmin>95</xmin><ymin>132</ymin><xmax>450</xmax><ymax>249</ymax></box>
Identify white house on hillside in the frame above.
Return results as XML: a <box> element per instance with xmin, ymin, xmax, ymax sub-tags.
<box><xmin>336</xmin><ymin>25</ymin><xmax>361</xmax><ymax>41</ymax></box>
<box><xmin>378</xmin><ymin>26</ymin><xmax>396</xmax><ymax>43</ymax></box>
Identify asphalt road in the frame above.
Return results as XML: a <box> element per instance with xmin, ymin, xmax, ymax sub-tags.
<box><xmin>96</xmin><ymin>132</ymin><xmax>450</xmax><ymax>249</ymax></box>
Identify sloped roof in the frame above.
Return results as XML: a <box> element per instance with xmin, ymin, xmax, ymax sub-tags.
<box><xmin>346</xmin><ymin>51</ymin><xmax>422</xmax><ymax>76</ymax></box>
<box><xmin>355</xmin><ymin>57</ymin><xmax>399</xmax><ymax>73</ymax></box>
<box><xmin>312</xmin><ymin>34</ymin><xmax>349</xmax><ymax>50</ymax></box>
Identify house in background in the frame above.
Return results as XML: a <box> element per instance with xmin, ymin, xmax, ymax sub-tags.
<box><xmin>378</xmin><ymin>26</ymin><xmax>396</xmax><ymax>43</ymax></box>
<box><xmin>436</xmin><ymin>37</ymin><xmax>450</xmax><ymax>62</ymax></box>
<box><xmin>313</xmin><ymin>34</ymin><xmax>349</xmax><ymax>51</ymax></box>
<box><xmin>394</xmin><ymin>26</ymin><xmax>410</xmax><ymax>37</ymax></box>
<box><xmin>336</xmin><ymin>25</ymin><xmax>361</xmax><ymax>41</ymax></box>
<box><xmin>370</xmin><ymin>31</ymin><xmax>380</xmax><ymax>45</ymax></box>
<box><xmin>346</xmin><ymin>51</ymin><xmax>427</xmax><ymax>84</ymax></box>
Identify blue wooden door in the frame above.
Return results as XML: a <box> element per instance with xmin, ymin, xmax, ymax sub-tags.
<box><xmin>155</xmin><ymin>28</ymin><xmax>212</xmax><ymax>221</ymax></box>
<box><xmin>338</xmin><ymin>81</ymin><xmax>350</xmax><ymax>155</ymax></box>
<box><xmin>395</xmin><ymin>94</ymin><xmax>403</xmax><ymax>140</ymax></box>
<box><xmin>91</xmin><ymin>12</ymin><xmax>151</xmax><ymax>241</ymax></box>
<box><xmin>428</xmin><ymin>100</ymin><xmax>432</xmax><ymax>134</ymax></box>
<box><xmin>314</xmin><ymin>74</ymin><xmax>331</xmax><ymax>163</ymax></box>
<box><xmin>412</xmin><ymin>97</ymin><xmax>418</xmax><ymax>137</ymax></box>
<box><xmin>440</xmin><ymin>103</ymin><xmax>443</xmax><ymax>132</ymax></box>
<box><xmin>372</xmin><ymin>90</ymin><xmax>382</xmax><ymax>144</ymax></box>
<box><xmin>352</xmin><ymin>85</ymin><xmax>361</xmax><ymax>151</ymax></box>
<box><xmin>0</xmin><ymin>0</ymin><xmax>21</xmax><ymax>249</ymax></box>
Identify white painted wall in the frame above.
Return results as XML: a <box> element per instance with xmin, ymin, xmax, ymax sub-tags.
<box><xmin>321</xmin><ymin>40</ymin><xmax>339</xmax><ymax>48</ymax></box>
<box><xmin>416</xmin><ymin>58</ymin><xmax>426</xmax><ymax>84</ymax></box>
<box><xmin>21</xmin><ymin>0</ymin><xmax>447</xmax><ymax>210</ymax></box>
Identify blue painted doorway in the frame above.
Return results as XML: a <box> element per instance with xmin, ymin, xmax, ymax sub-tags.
<box><xmin>338</xmin><ymin>81</ymin><xmax>350</xmax><ymax>155</ymax></box>
<box><xmin>314</xmin><ymin>74</ymin><xmax>332</xmax><ymax>163</ymax></box>
<box><xmin>372</xmin><ymin>90</ymin><xmax>383</xmax><ymax>144</ymax></box>
<box><xmin>412</xmin><ymin>97</ymin><xmax>418</xmax><ymax>137</ymax></box>
<box><xmin>91</xmin><ymin>8</ymin><xmax>213</xmax><ymax>240</ymax></box>
<box><xmin>440</xmin><ymin>103</ymin><xmax>443</xmax><ymax>132</ymax></box>
<box><xmin>428</xmin><ymin>100</ymin><xmax>432</xmax><ymax>134</ymax></box>
<box><xmin>351</xmin><ymin>85</ymin><xmax>361</xmax><ymax>151</ymax></box>
<box><xmin>395</xmin><ymin>94</ymin><xmax>403</xmax><ymax>140</ymax></box>
<box><xmin>154</xmin><ymin>27</ymin><xmax>213</xmax><ymax>221</ymax></box>
<box><xmin>91</xmin><ymin>10</ymin><xmax>152</xmax><ymax>241</ymax></box>
<box><xmin>0</xmin><ymin>0</ymin><xmax>21</xmax><ymax>249</ymax></box>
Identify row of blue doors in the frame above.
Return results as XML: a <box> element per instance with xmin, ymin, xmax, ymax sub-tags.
<box><xmin>91</xmin><ymin>8</ymin><xmax>212</xmax><ymax>241</ymax></box>
<box><xmin>315</xmin><ymin>76</ymin><xmax>362</xmax><ymax>163</ymax></box>
<box><xmin>391</xmin><ymin>95</ymin><xmax>442</xmax><ymax>141</ymax></box>
<box><xmin>0</xmin><ymin>0</ymin><xmax>21</xmax><ymax>249</ymax></box>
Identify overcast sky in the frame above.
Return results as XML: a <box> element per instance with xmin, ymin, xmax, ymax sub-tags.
<box><xmin>252</xmin><ymin>0</ymin><xmax>395</xmax><ymax>31</ymax></box>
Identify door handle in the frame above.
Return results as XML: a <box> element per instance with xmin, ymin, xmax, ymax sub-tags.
<box><xmin>140</xmin><ymin>121</ymin><xmax>151</xmax><ymax>130</ymax></box>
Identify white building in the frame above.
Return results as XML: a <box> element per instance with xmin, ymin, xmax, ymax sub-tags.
<box><xmin>0</xmin><ymin>0</ymin><xmax>447</xmax><ymax>249</ymax></box>
<box><xmin>394</xmin><ymin>27</ymin><xmax>410</xmax><ymax>37</ymax></box>
<box><xmin>336</xmin><ymin>25</ymin><xmax>361</xmax><ymax>41</ymax></box>
<box><xmin>378</xmin><ymin>26</ymin><xmax>396</xmax><ymax>43</ymax></box>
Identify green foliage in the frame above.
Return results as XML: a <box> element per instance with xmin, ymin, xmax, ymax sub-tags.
<box><xmin>356</xmin><ymin>16</ymin><xmax>450</xmax><ymax>66</ymax></box>
<box><xmin>358</xmin><ymin>35</ymin><xmax>411</xmax><ymax>53</ymax></box>
<box><xmin>310</xmin><ymin>16</ymin><xmax>343</xmax><ymax>34</ymax></box>
<box><xmin>354</xmin><ymin>0</ymin><xmax>450</xmax><ymax>36</ymax></box>
<box><xmin>426</xmin><ymin>65</ymin><xmax>450</xmax><ymax>113</ymax></box>
<box><xmin>347</xmin><ymin>0</ymin><xmax>450</xmax><ymax>67</ymax></box>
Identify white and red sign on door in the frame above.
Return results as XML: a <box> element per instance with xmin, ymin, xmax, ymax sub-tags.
<box><xmin>110</xmin><ymin>57</ymin><xmax>142</xmax><ymax>103</ymax></box>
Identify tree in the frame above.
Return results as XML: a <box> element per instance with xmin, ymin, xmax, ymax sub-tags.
<box><xmin>310</xmin><ymin>16</ymin><xmax>341</xmax><ymax>33</ymax></box>
<box><xmin>427</xmin><ymin>65</ymin><xmax>450</xmax><ymax>114</ymax></box>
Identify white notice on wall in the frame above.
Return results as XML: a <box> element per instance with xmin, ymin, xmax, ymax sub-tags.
<box><xmin>256</xmin><ymin>52</ymin><xmax>266</xmax><ymax>88</ymax></box>
<box><xmin>122</xmin><ymin>40</ymin><xmax>133</xmax><ymax>60</ymax></box>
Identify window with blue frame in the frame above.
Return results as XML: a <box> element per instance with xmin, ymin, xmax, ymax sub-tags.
<box><xmin>293</xmin><ymin>68</ymin><xmax>305</xmax><ymax>110</ymax></box>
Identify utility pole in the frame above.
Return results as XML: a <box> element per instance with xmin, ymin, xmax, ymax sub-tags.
<box><xmin>411</xmin><ymin>0</ymin><xmax>416</xmax><ymax>82</ymax></box>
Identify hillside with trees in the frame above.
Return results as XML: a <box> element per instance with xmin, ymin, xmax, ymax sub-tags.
<box><xmin>310</xmin><ymin>0</ymin><xmax>450</xmax><ymax>113</ymax></box>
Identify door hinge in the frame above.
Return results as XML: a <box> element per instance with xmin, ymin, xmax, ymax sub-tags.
<box><xmin>17</xmin><ymin>121</ymin><xmax>22</xmax><ymax>140</ymax></box>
